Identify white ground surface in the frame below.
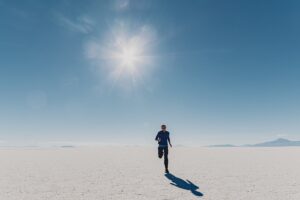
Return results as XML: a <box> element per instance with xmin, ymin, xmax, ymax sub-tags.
<box><xmin>0</xmin><ymin>146</ymin><xmax>300</xmax><ymax>200</ymax></box>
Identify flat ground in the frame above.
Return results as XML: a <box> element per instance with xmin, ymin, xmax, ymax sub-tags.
<box><xmin>0</xmin><ymin>146</ymin><xmax>300</xmax><ymax>200</ymax></box>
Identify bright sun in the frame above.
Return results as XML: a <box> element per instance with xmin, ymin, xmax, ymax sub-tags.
<box><xmin>85</xmin><ymin>23</ymin><xmax>156</xmax><ymax>88</ymax></box>
<box><xmin>118</xmin><ymin>43</ymin><xmax>141</xmax><ymax>70</ymax></box>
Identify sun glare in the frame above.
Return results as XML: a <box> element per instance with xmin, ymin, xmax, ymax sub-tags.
<box><xmin>104</xmin><ymin>28</ymin><xmax>153</xmax><ymax>77</ymax></box>
<box><xmin>118</xmin><ymin>43</ymin><xmax>141</xmax><ymax>69</ymax></box>
<box><xmin>86</xmin><ymin>23</ymin><xmax>156</xmax><ymax>88</ymax></box>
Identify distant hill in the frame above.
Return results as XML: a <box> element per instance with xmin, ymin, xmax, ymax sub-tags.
<box><xmin>245</xmin><ymin>138</ymin><xmax>300</xmax><ymax>147</ymax></box>
<box><xmin>209</xmin><ymin>138</ymin><xmax>300</xmax><ymax>147</ymax></box>
<box><xmin>60</xmin><ymin>145</ymin><xmax>75</xmax><ymax>148</ymax></box>
<box><xmin>208</xmin><ymin>144</ymin><xmax>237</xmax><ymax>147</ymax></box>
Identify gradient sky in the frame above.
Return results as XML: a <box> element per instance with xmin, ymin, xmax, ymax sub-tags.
<box><xmin>1</xmin><ymin>0</ymin><xmax>300</xmax><ymax>146</ymax></box>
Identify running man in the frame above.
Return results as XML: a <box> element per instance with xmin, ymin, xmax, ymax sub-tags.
<box><xmin>155</xmin><ymin>124</ymin><xmax>172</xmax><ymax>173</ymax></box>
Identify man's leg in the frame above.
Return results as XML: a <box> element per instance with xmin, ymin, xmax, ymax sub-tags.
<box><xmin>158</xmin><ymin>147</ymin><xmax>163</xmax><ymax>158</ymax></box>
<box><xmin>163</xmin><ymin>147</ymin><xmax>169</xmax><ymax>171</ymax></box>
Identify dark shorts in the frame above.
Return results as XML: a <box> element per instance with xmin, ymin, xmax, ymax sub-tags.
<box><xmin>158</xmin><ymin>146</ymin><xmax>168</xmax><ymax>158</ymax></box>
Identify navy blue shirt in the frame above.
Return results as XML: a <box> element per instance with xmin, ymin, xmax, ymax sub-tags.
<box><xmin>155</xmin><ymin>131</ymin><xmax>170</xmax><ymax>147</ymax></box>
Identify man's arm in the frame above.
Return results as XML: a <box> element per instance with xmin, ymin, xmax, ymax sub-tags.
<box><xmin>155</xmin><ymin>133</ymin><xmax>159</xmax><ymax>141</ymax></box>
<box><xmin>168</xmin><ymin>134</ymin><xmax>172</xmax><ymax>147</ymax></box>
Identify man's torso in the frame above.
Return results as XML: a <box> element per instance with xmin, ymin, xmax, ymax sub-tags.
<box><xmin>157</xmin><ymin>131</ymin><xmax>169</xmax><ymax>147</ymax></box>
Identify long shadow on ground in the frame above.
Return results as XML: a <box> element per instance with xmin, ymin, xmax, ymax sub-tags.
<box><xmin>165</xmin><ymin>173</ymin><xmax>204</xmax><ymax>197</ymax></box>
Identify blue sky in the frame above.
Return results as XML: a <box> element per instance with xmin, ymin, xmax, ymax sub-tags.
<box><xmin>1</xmin><ymin>0</ymin><xmax>300</xmax><ymax>146</ymax></box>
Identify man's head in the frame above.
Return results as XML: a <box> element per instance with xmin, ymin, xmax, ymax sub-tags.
<box><xmin>161</xmin><ymin>124</ymin><xmax>167</xmax><ymax>131</ymax></box>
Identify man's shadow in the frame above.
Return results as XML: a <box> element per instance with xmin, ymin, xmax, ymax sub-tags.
<box><xmin>165</xmin><ymin>173</ymin><xmax>203</xmax><ymax>197</ymax></box>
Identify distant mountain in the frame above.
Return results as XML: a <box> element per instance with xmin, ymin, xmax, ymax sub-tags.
<box><xmin>60</xmin><ymin>145</ymin><xmax>75</xmax><ymax>148</ymax></box>
<box><xmin>209</xmin><ymin>138</ymin><xmax>300</xmax><ymax>147</ymax></box>
<box><xmin>245</xmin><ymin>138</ymin><xmax>300</xmax><ymax>147</ymax></box>
<box><xmin>208</xmin><ymin>144</ymin><xmax>237</xmax><ymax>147</ymax></box>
